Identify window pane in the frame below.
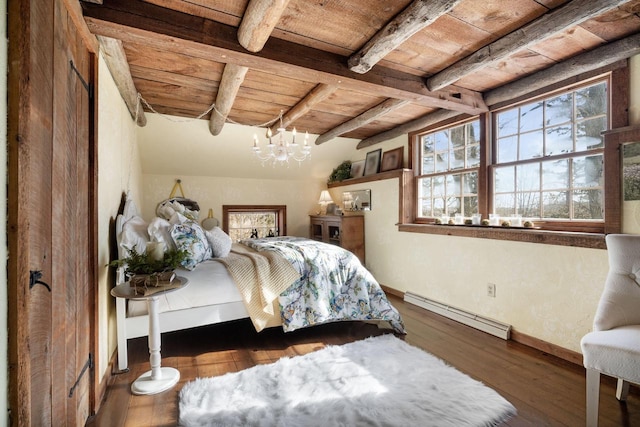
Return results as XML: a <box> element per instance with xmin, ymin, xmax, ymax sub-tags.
<box><xmin>228</xmin><ymin>212</ymin><xmax>277</xmax><ymax>241</ymax></box>
<box><xmin>466</xmin><ymin>145</ymin><xmax>480</xmax><ymax>168</ymax></box>
<box><xmin>434</xmin><ymin>131</ymin><xmax>449</xmax><ymax>151</ymax></box>
<box><xmin>519</xmin><ymin>101</ymin><xmax>543</xmax><ymax>132</ymax></box>
<box><xmin>433</xmin><ymin>175</ymin><xmax>445</xmax><ymax>197</ymax></box>
<box><xmin>573</xmin><ymin>154</ymin><xmax>603</xmax><ymax>188</ymax></box>
<box><xmin>422</xmin><ymin>135</ymin><xmax>435</xmax><ymax>154</ymax></box>
<box><xmin>497</xmin><ymin>109</ymin><xmax>519</xmax><ymax>137</ymax></box>
<box><xmin>451</xmin><ymin>126</ymin><xmax>465</xmax><ymax>149</ymax></box>
<box><xmin>545</xmin><ymin>124</ymin><xmax>573</xmax><ymax>155</ymax></box>
<box><xmin>446</xmin><ymin>174</ymin><xmax>460</xmax><ymax>197</ymax></box>
<box><xmin>451</xmin><ymin>148</ymin><xmax>465</xmax><ymax>170</ymax></box>
<box><xmin>495</xmin><ymin>194</ymin><xmax>515</xmax><ymax>216</ymax></box>
<box><xmin>542</xmin><ymin>191</ymin><xmax>569</xmax><ymax>218</ymax></box>
<box><xmin>542</xmin><ymin>159</ymin><xmax>569</xmax><ymax>190</ymax></box>
<box><xmin>545</xmin><ymin>93</ymin><xmax>573</xmax><ymax>126</ymax></box>
<box><xmin>419</xmin><ymin>177</ymin><xmax>432</xmax><ymax>199</ymax></box>
<box><xmin>435</xmin><ymin>152</ymin><xmax>449</xmax><ymax>172</ymax></box>
<box><xmin>576</xmin><ymin>116</ymin><xmax>606</xmax><ymax>151</ymax></box>
<box><xmin>464</xmin><ymin>196</ymin><xmax>478</xmax><ymax>214</ymax></box>
<box><xmin>519</xmin><ymin>131</ymin><xmax>543</xmax><ymax>160</ymax></box>
<box><xmin>518</xmin><ymin>192</ymin><xmax>540</xmax><ymax>217</ymax></box>
<box><xmin>433</xmin><ymin>197</ymin><xmax>445</xmax><ymax>217</ymax></box>
<box><xmin>467</xmin><ymin>121</ymin><xmax>480</xmax><ymax>144</ymax></box>
<box><xmin>448</xmin><ymin>197</ymin><xmax>461</xmax><ymax>214</ymax></box>
<box><xmin>517</xmin><ymin>163</ymin><xmax>540</xmax><ymax>192</ymax></box>
<box><xmin>573</xmin><ymin>189</ymin><xmax>603</xmax><ymax>219</ymax></box>
<box><xmin>576</xmin><ymin>82</ymin><xmax>607</xmax><ymax>119</ymax></box>
<box><xmin>422</xmin><ymin>154</ymin><xmax>435</xmax><ymax>174</ymax></box>
<box><xmin>420</xmin><ymin>198</ymin><xmax>432</xmax><ymax>217</ymax></box>
<box><xmin>463</xmin><ymin>172</ymin><xmax>478</xmax><ymax>194</ymax></box>
<box><xmin>497</xmin><ymin>135</ymin><xmax>517</xmax><ymax>163</ymax></box>
<box><xmin>495</xmin><ymin>166</ymin><xmax>515</xmax><ymax>193</ymax></box>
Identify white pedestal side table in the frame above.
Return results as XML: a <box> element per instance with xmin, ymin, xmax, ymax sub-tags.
<box><xmin>111</xmin><ymin>276</ymin><xmax>189</xmax><ymax>395</ymax></box>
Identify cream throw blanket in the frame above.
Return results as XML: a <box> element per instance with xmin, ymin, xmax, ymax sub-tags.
<box><xmin>218</xmin><ymin>243</ymin><xmax>300</xmax><ymax>331</ymax></box>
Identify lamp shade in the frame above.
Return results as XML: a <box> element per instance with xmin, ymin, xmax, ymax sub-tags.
<box><xmin>318</xmin><ymin>190</ymin><xmax>334</xmax><ymax>205</ymax></box>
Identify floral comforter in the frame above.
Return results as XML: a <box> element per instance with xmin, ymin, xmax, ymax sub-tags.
<box><xmin>240</xmin><ymin>237</ymin><xmax>405</xmax><ymax>334</ymax></box>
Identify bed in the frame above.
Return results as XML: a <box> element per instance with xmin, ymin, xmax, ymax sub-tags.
<box><xmin>113</xmin><ymin>198</ymin><xmax>405</xmax><ymax>371</ymax></box>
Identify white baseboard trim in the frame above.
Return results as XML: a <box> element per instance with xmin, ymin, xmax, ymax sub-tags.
<box><xmin>404</xmin><ymin>292</ymin><xmax>511</xmax><ymax>340</ymax></box>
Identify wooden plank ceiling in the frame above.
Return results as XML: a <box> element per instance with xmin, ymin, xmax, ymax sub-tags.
<box><xmin>81</xmin><ymin>0</ymin><xmax>640</xmax><ymax>148</ymax></box>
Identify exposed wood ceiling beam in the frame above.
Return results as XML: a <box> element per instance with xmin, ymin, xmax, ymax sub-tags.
<box><xmin>357</xmin><ymin>109</ymin><xmax>464</xmax><ymax>149</ymax></box>
<box><xmin>485</xmin><ymin>32</ymin><xmax>640</xmax><ymax>106</ymax></box>
<box><xmin>238</xmin><ymin>0</ymin><xmax>291</xmax><ymax>53</ymax></box>
<box><xmin>81</xmin><ymin>0</ymin><xmax>487</xmax><ymax>115</ymax></box>
<box><xmin>97</xmin><ymin>35</ymin><xmax>147</xmax><ymax>126</ymax></box>
<box><xmin>212</xmin><ymin>0</ymin><xmax>288</xmax><ymax>135</ymax></box>
<box><xmin>209</xmin><ymin>64</ymin><xmax>249</xmax><ymax>135</ymax></box>
<box><xmin>269</xmin><ymin>83</ymin><xmax>337</xmax><ymax>135</ymax></box>
<box><xmin>427</xmin><ymin>0</ymin><xmax>632</xmax><ymax>91</ymax></box>
<box><xmin>315</xmin><ymin>99</ymin><xmax>411</xmax><ymax>145</ymax></box>
<box><xmin>348</xmin><ymin>0</ymin><xmax>462</xmax><ymax>74</ymax></box>
<box><xmin>359</xmin><ymin>32</ymin><xmax>640</xmax><ymax>149</ymax></box>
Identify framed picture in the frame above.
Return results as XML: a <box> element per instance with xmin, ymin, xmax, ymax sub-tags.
<box><xmin>364</xmin><ymin>149</ymin><xmax>382</xmax><ymax>176</ymax></box>
<box><xmin>380</xmin><ymin>146</ymin><xmax>404</xmax><ymax>172</ymax></box>
<box><xmin>350</xmin><ymin>160</ymin><xmax>365</xmax><ymax>178</ymax></box>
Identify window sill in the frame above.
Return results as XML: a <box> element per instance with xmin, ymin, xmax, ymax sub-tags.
<box><xmin>398</xmin><ymin>223</ymin><xmax>606</xmax><ymax>249</ymax></box>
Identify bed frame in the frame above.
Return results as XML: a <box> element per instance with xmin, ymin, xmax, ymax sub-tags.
<box><xmin>113</xmin><ymin>204</ymin><xmax>250</xmax><ymax>371</ymax></box>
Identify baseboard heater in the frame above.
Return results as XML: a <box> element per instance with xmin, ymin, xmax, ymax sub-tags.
<box><xmin>404</xmin><ymin>292</ymin><xmax>511</xmax><ymax>340</ymax></box>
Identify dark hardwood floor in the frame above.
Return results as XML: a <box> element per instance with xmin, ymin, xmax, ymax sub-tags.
<box><xmin>89</xmin><ymin>295</ymin><xmax>639</xmax><ymax>426</ymax></box>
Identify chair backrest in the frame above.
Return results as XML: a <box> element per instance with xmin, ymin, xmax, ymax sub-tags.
<box><xmin>593</xmin><ymin>234</ymin><xmax>640</xmax><ymax>331</ymax></box>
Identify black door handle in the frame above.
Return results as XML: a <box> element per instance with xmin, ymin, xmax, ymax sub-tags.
<box><xmin>29</xmin><ymin>270</ymin><xmax>51</xmax><ymax>292</ymax></box>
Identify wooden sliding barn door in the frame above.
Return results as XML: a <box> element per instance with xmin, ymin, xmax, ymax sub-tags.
<box><xmin>8</xmin><ymin>0</ymin><xmax>96</xmax><ymax>425</ymax></box>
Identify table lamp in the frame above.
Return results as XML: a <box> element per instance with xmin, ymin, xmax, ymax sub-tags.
<box><xmin>318</xmin><ymin>190</ymin><xmax>334</xmax><ymax>215</ymax></box>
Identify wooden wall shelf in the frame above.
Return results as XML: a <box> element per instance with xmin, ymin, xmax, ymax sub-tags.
<box><xmin>327</xmin><ymin>168</ymin><xmax>411</xmax><ymax>188</ymax></box>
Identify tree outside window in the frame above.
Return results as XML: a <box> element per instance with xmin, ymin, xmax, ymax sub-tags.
<box><xmin>493</xmin><ymin>81</ymin><xmax>607</xmax><ymax>221</ymax></box>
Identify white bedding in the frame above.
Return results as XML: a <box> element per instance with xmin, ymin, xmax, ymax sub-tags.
<box><xmin>127</xmin><ymin>258</ymin><xmax>243</xmax><ymax>316</ymax></box>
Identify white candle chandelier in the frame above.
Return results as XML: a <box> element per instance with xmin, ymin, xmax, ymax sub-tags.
<box><xmin>252</xmin><ymin>112</ymin><xmax>311</xmax><ymax>166</ymax></box>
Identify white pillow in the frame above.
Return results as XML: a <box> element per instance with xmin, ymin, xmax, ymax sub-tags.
<box><xmin>147</xmin><ymin>217</ymin><xmax>176</xmax><ymax>251</ymax></box>
<box><xmin>170</xmin><ymin>221</ymin><xmax>212</xmax><ymax>270</ymax></box>
<box><xmin>205</xmin><ymin>227</ymin><xmax>232</xmax><ymax>258</ymax></box>
<box><xmin>118</xmin><ymin>215</ymin><xmax>149</xmax><ymax>256</ymax></box>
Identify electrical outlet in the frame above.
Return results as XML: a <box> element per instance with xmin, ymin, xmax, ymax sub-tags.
<box><xmin>487</xmin><ymin>283</ymin><xmax>496</xmax><ymax>298</ymax></box>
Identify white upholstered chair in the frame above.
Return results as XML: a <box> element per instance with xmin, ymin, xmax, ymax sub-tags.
<box><xmin>580</xmin><ymin>234</ymin><xmax>640</xmax><ymax>426</ymax></box>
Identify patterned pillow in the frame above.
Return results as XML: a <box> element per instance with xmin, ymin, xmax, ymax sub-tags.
<box><xmin>170</xmin><ymin>221</ymin><xmax>212</xmax><ymax>270</ymax></box>
<box><xmin>205</xmin><ymin>227</ymin><xmax>232</xmax><ymax>258</ymax></box>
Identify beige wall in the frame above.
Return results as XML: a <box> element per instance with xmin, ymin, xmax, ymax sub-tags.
<box><xmin>97</xmin><ymin>54</ymin><xmax>143</xmax><ymax>380</ymax></box>
<box><xmin>140</xmin><ymin>174</ymin><xmax>325</xmax><ymax>238</ymax></box>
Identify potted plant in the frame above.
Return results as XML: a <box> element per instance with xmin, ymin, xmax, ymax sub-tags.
<box><xmin>327</xmin><ymin>160</ymin><xmax>352</xmax><ymax>184</ymax></box>
<box><xmin>108</xmin><ymin>246</ymin><xmax>188</xmax><ymax>290</ymax></box>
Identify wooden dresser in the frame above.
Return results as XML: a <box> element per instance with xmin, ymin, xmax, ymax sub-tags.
<box><xmin>309</xmin><ymin>215</ymin><xmax>365</xmax><ymax>264</ymax></box>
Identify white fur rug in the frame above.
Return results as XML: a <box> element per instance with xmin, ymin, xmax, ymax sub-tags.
<box><xmin>179</xmin><ymin>334</ymin><xmax>516</xmax><ymax>426</ymax></box>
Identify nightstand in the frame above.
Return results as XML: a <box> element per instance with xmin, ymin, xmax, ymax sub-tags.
<box><xmin>111</xmin><ymin>277</ymin><xmax>189</xmax><ymax>395</ymax></box>
<box><xmin>309</xmin><ymin>215</ymin><xmax>365</xmax><ymax>264</ymax></box>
